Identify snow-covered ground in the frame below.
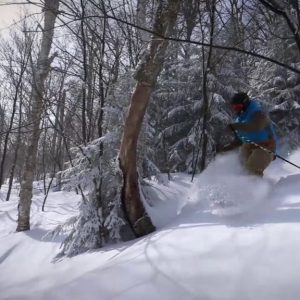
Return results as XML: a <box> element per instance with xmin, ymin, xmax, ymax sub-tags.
<box><xmin>1</xmin><ymin>150</ymin><xmax>300</xmax><ymax>300</ymax></box>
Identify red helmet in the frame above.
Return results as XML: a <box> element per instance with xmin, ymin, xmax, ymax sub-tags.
<box><xmin>230</xmin><ymin>92</ymin><xmax>249</xmax><ymax>112</ymax></box>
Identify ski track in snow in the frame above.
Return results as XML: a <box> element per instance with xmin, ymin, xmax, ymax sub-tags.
<box><xmin>1</xmin><ymin>151</ymin><xmax>300</xmax><ymax>300</ymax></box>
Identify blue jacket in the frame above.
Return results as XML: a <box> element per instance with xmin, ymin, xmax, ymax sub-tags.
<box><xmin>234</xmin><ymin>100</ymin><xmax>276</xmax><ymax>146</ymax></box>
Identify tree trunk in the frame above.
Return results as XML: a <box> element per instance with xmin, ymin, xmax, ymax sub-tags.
<box><xmin>86</xmin><ymin>38</ymin><xmax>95</xmax><ymax>142</ymax></box>
<box><xmin>80</xmin><ymin>0</ymin><xmax>88</xmax><ymax>145</ymax></box>
<box><xmin>6</xmin><ymin>82</ymin><xmax>24</xmax><ymax>202</ymax></box>
<box><xmin>200</xmin><ymin>0</ymin><xmax>216</xmax><ymax>171</ymax></box>
<box><xmin>17</xmin><ymin>0</ymin><xmax>59</xmax><ymax>232</ymax></box>
<box><xmin>56</xmin><ymin>90</ymin><xmax>66</xmax><ymax>191</ymax></box>
<box><xmin>136</xmin><ymin>0</ymin><xmax>150</xmax><ymax>43</ymax></box>
<box><xmin>119</xmin><ymin>0</ymin><xmax>180</xmax><ymax>237</ymax></box>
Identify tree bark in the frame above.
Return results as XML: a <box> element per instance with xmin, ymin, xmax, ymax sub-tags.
<box><xmin>136</xmin><ymin>0</ymin><xmax>150</xmax><ymax>43</ymax></box>
<box><xmin>80</xmin><ymin>0</ymin><xmax>88</xmax><ymax>145</ymax></box>
<box><xmin>6</xmin><ymin>81</ymin><xmax>24</xmax><ymax>202</ymax></box>
<box><xmin>56</xmin><ymin>90</ymin><xmax>66</xmax><ymax>191</ymax></box>
<box><xmin>119</xmin><ymin>0</ymin><xmax>180</xmax><ymax>237</ymax></box>
<box><xmin>200</xmin><ymin>0</ymin><xmax>216</xmax><ymax>171</ymax></box>
<box><xmin>17</xmin><ymin>0</ymin><xmax>59</xmax><ymax>232</ymax></box>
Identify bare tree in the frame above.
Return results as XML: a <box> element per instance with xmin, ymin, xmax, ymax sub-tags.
<box><xmin>200</xmin><ymin>0</ymin><xmax>216</xmax><ymax>172</ymax></box>
<box><xmin>118</xmin><ymin>0</ymin><xmax>181</xmax><ymax>237</ymax></box>
<box><xmin>0</xmin><ymin>34</ymin><xmax>31</xmax><ymax>188</ymax></box>
<box><xmin>17</xmin><ymin>0</ymin><xmax>60</xmax><ymax>232</ymax></box>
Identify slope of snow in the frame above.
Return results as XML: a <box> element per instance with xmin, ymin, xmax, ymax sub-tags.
<box><xmin>1</xmin><ymin>150</ymin><xmax>300</xmax><ymax>300</ymax></box>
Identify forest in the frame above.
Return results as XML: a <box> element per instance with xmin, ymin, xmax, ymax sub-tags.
<box><xmin>0</xmin><ymin>0</ymin><xmax>300</xmax><ymax>257</ymax></box>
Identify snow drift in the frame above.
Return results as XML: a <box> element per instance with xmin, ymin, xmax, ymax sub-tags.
<box><xmin>1</xmin><ymin>150</ymin><xmax>300</xmax><ymax>300</ymax></box>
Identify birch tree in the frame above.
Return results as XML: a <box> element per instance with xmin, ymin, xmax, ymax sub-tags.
<box><xmin>17</xmin><ymin>0</ymin><xmax>60</xmax><ymax>232</ymax></box>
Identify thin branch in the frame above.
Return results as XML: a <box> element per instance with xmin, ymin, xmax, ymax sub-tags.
<box><xmin>55</xmin><ymin>11</ymin><xmax>300</xmax><ymax>74</ymax></box>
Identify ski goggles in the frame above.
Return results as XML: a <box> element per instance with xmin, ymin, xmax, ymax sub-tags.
<box><xmin>230</xmin><ymin>103</ymin><xmax>244</xmax><ymax>112</ymax></box>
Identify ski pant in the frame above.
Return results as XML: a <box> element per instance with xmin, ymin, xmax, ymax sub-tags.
<box><xmin>240</xmin><ymin>143</ymin><xmax>274</xmax><ymax>176</ymax></box>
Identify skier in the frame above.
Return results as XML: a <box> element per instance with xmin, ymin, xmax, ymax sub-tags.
<box><xmin>217</xmin><ymin>92</ymin><xmax>276</xmax><ymax>176</ymax></box>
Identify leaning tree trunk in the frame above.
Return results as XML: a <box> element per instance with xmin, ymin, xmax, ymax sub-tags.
<box><xmin>17</xmin><ymin>0</ymin><xmax>59</xmax><ymax>232</ymax></box>
<box><xmin>118</xmin><ymin>0</ymin><xmax>180</xmax><ymax>237</ymax></box>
